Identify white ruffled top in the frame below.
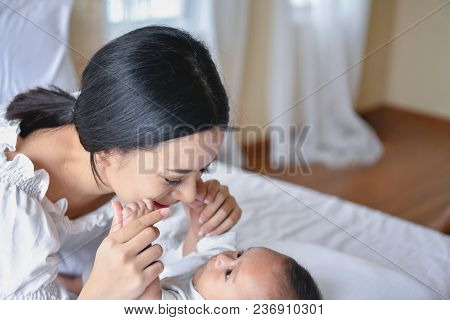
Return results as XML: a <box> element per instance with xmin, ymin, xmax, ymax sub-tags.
<box><xmin>0</xmin><ymin>111</ymin><xmax>117</xmax><ymax>299</ymax></box>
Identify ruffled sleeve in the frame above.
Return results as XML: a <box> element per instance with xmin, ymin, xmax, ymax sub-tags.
<box><xmin>0</xmin><ymin>179</ymin><xmax>72</xmax><ymax>299</ymax></box>
<box><xmin>0</xmin><ymin>114</ymin><xmax>111</xmax><ymax>299</ymax></box>
<box><xmin>0</xmin><ymin>114</ymin><xmax>20</xmax><ymax>164</ymax></box>
<box><xmin>0</xmin><ymin>114</ymin><xmax>72</xmax><ymax>299</ymax></box>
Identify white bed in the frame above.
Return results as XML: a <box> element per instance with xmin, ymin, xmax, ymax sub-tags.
<box><xmin>159</xmin><ymin>161</ymin><xmax>449</xmax><ymax>300</ymax></box>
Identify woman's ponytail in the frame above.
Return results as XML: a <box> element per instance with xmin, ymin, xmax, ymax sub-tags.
<box><xmin>5</xmin><ymin>85</ymin><xmax>76</xmax><ymax>138</ymax></box>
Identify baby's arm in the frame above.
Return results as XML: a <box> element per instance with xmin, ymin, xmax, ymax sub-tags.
<box><xmin>182</xmin><ymin>201</ymin><xmax>206</xmax><ymax>256</ymax></box>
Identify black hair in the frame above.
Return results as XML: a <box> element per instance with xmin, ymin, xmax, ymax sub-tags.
<box><xmin>276</xmin><ymin>257</ymin><xmax>322</xmax><ymax>300</ymax></box>
<box><xmin>6</xmin><ymin>26</ymin><xmax>231</xmax><ymax>187</ymax></box>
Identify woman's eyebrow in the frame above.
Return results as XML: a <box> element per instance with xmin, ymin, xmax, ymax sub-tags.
<box><xmin>165</xmin><ymin>156</ymin><xmax>217</xmax><ymax>173</ymax></box>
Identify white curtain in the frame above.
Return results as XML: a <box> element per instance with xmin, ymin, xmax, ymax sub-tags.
<box><xmin>0</xmin><ymin>0</ymin><xmax>77</xmax><ymax>105</ymax></box>
<box><xmin>182</xmin><ymin>0</ymin><xmax>249</xmax><ymax>168</ymax></box>
<box><xmin>103</xmin><ymin>0</ymin><xmax>383</xmax><ymax>168</ymax></box>
<box><xmin>267</xmin><ymin>0</ymin><xmax>383</xmax><ymax>167</ymax></box>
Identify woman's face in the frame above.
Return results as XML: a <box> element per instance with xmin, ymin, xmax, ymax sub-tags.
<box><xmin>100</xmin><ymin>127</ymin><xmax>224</xmax><ymax>206</ymax></box>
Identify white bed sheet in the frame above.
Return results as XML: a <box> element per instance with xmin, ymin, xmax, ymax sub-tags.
<box><xmin>159</xmin><ymin>161</ymin><xmax>449</xmax><ymax>299</ymax></box>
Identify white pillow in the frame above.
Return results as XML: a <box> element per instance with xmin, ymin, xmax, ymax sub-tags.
<box><xmin>247</xmin><ymin>241</ymin><xmax>442</xmax><ymax>299</ymax></box>
<box><xmin>0</xmin><ymin>0</ymin><xmax>77</xmax><ymax>105</ymax></box>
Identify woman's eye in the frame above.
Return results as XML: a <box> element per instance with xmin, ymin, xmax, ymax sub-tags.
<box><xmin>164</xmin><ymin>178</ymin><xmax>182</xmax><ymax>186</ymax></box>
<box><xmin>200</xmin><ymin>167</ymin><xmax>210</xmax><ymax>174</ymax></box>
<box><xmin>225</xmin><ymin>270</ymin><xmax>232</xmax><ymax>279</ymax></box>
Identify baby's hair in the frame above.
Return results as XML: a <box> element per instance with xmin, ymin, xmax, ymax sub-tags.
<box><xmin>275</xmin><ymin>256</ymin><xmax>322</xmax><ymax>300</ymax></box>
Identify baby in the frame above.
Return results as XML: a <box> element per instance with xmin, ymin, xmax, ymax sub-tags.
<box><xmin>122</xmin><ymin>200</ymin><xmax>322</xmax><ymax>300</ymax></box>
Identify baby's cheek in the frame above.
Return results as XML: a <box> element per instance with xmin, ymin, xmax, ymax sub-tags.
<box><xmin>192</xmin><ymin>262</ymin><xmax>206</xmax><ymax>286</ymax></box>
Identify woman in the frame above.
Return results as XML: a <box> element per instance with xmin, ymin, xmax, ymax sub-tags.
<box><xmin>0</xmin><ymin>26</ymin><xmax>241</xmax><ymax>299</ymax></box>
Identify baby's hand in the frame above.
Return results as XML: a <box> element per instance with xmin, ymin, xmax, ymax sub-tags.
<box><xmin>111</xmin><ymin>199</ymin><xmax>164</xmax><ymax>300</ymax></box>
<box><xmin>182</xmin><ymin>200</ymin><xmax>207</xmax><ymax>238</ymax></box>
<box><xmin>184</xmin><ymin>179</ymin><xmax>242</xmax><ymax>237</ymax></box>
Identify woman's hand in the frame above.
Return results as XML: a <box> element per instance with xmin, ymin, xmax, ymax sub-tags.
<box><xmin>119</xmin><ymin>200</ymin><xmax>165</xmax><ymax>300</ymax></box>
<box><xmin>78</xmin><ymin>200</ymin><xmax>169</xmax><ymax>300</ymax></box>
<box><xmin>185</xmin><ymin>179</ymin><xmax>242</xmax><ymax>237</ymax></box>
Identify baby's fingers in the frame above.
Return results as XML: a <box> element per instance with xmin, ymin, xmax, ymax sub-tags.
<box><xmin>142</xmin><ymin>198</ymin><xmax>154</xmax><ymax>211</ymax></box>
<box><xmin>204</xmin><ymin>180</ymin><xmax>221</xmax><ymax>205</ymax></box>
<box><xmin>198</xmin><ymin>188</ymin><xmax>228</xmax><ymax>224</ymax></box>
<box><xmin>122</xmin><ymin>199</ymin><xmax>153</xmax><ymax>226</ymax></box>
<box><xmin>122</xmin><ymin>202</ymin><xmax>138</xmax><ymax>226</ymax></box>
<box><xmin>196</xmin><ymin>178</ymin><xmax>208</xmax><ymax>202</ymax></box>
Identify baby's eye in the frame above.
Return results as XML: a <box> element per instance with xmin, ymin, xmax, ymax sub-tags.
<box><xmin>225</xmin><ymin>269</ymin><xmax>232</xmax><ymax>279</ymax></box>
<box><xmin>237</xmin><ymin>250</ymin><xmax>244</xmax><ymax>258</ymax></box>
<box><xmin>164</xmin><ymin>177</ymin><xmax>182</xmax><ymax>186</ymax></box>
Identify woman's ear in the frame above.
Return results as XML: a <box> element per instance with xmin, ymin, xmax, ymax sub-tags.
<box><xmin>94</xmin><ymin>149</ymin><xmax>115</xmax><ymax>168</ymax></box>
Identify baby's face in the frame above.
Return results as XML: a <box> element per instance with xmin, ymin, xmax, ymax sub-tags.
<box><xmin>192</xmin><ymin>247</ymin><xmax>286</xmax><ymax>299</ymax></box>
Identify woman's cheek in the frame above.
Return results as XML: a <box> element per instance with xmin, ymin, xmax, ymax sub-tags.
<box><xmin>136</xmin><ymin>177</ymin><xmax>170</xmax><ymax>201</ymax></box>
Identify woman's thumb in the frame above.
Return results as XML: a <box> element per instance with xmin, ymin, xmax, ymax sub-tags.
<box><xmin>109</xmin><ymin>200</ymin><xmax>124</xmax><ymax>234</ymax></box>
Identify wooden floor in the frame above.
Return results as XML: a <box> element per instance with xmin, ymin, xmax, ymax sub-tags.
<box><xmin>243</xmin><ymin>107</ymin><xmax>450</xmax><ymax>227</ymax></box>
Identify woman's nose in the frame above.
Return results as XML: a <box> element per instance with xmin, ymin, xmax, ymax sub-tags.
<box><xmin>171</xmin><ymin>175</ymin><xmax>197</xmax><ymax>203</ymax></box>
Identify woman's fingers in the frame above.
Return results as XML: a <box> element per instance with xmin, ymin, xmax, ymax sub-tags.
<box><xmin>109</xmin><ymin>200</ymin><xmax>124</xmax><ymax>234</ymax></box>
<box><xmin>143</xmin><ymin>260</ymin><xmax>164</xmax><ymax>284</ymax></box>
<box><xmin>207</xmin><ymin>207</ymin><xmax>241</xmax><ymax>236</ymax></box>
<box><xmin>199</xmin><ymin>197</ymin><xmax>234</xmax><ymax>235</ymax></box>
<box><xmin>124</xmin><ymin>225</ymin><xmax>160</xmax><ymax>255</ymax></box>
<box><xmin>135</xmin><ymin>244</ymin><xmax>164</xmax><ymax>269</ymax></box>
<box><xmin>112</xmin><ymin>208</ymin><xmax>169</xmax><ymax>243</ymax></box>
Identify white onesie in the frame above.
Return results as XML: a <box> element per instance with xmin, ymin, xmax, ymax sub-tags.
<box><xmin>159</xmin><ymin>231</ymin><xmax>237</xmax><ymax>300</ymax></box>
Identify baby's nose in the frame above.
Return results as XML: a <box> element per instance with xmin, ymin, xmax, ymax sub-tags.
<box><xmin>214</xmin><ymin>252</ymin><xmax>235</xmax><ymax>268</ymax></box>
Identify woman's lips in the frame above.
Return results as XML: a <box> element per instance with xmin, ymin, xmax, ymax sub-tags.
<box><xmin>153</xmin><ymin>201</ymin><xmax>170</xmax><ymax>209</ymax></box>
